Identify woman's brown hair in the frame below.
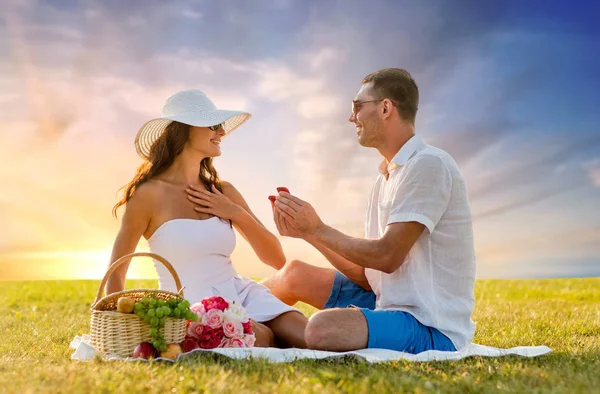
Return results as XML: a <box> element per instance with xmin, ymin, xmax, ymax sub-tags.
<box><xmin>112</xmin><ymin>121</ymin><xmax>224</xmax><ymax>217</ymax></box>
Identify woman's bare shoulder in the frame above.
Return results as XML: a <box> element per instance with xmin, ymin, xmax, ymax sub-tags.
<box><xmin>220</xmin><ymin>180</ymin><xmax>249</xmax><ymax>206</ymax></box>
<box><xmin>220</xmin><ymin>180</ymin><xmax>241</xmax><ymax>196</ymax></box>
<box><xmin>127</xmin><ymin>180</ymin><xmax>163</xmax><ymax>210</ymax></box>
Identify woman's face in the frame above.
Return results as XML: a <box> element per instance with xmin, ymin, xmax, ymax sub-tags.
<box><xmin>187</xmin><ymin>123</ymin><xmax>226</xmax><ymax>157</ymax></box>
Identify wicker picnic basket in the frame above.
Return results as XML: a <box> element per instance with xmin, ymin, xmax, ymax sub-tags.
<box><xmin>89</xmin><ymin>252</ymin><xmax>188</xmax><ymax>358</ymax></box>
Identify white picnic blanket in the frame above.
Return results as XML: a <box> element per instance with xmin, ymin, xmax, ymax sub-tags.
<box><xmin>70</xmin><ymin>335</ymin><xmax>552</xmax><ymax>363</ymax></box>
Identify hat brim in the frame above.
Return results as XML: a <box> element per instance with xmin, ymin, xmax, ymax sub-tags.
<box><xmin>134</xmin><ymin>109</ymin><xmax>251</xmax><ymax>159</ymax></box>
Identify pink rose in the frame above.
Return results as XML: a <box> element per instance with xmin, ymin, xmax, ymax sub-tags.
<box><xmin>219</xmin><ymin>337</ymin><xmax>229</xmax><ymax>347</ymax></box>
<box><xmin>223</xmin><ymin>319</ymin><xmax>243</xmax><ymax>338</ymax></box>
<box><xmin>221</xmin><ymin>336</ymin><xmax>245</xmax><ymax>348</ymax></box>
<box><xmin>201</xmin><ymin>296</ymin><xmax>229</xmax><ymax>312</ymax></box>
<box><xmin>190</xmin><ymin>302</ymin><xmax>206</xmax><ymax>316</ymax></box>
<box><xmin>243</xmin><ymin>334</ymin><xmax>256</xmax><ymax>348</ymax></box>
<box><xmin>198</xmin><ymin>327</ymin><xmax>224</xmax><ymax>349</ymax></box>
<box><xmin>186</xmin><ymin>321</ymin><xmax>205</xmax><ymax>339</ymax></box>
<box><xmin>242</xmin><ymin>320</ymin><xmax>253</xmax><ymax>334</ymax></box>
<box><xmin>202</xmin><ymin>308</ymin><xmax>224</xmax><ymax>329</ymax></box>
<box><xmin>229</xmin><ymin>337</ymin><xmax>246</xmax><ymax>348</ymax></box>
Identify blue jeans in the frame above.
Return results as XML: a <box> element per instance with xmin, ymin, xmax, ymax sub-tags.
<box><xmin>324</xmin><ymin>272</ymin><xmax>456</xmax><ymax>354</ymax></box>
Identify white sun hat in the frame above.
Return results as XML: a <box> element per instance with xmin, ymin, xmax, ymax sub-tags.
<box><xmin>134</xmin><ymin>89</ymin><xmax>251</xmax><ymax>159</ymax></box>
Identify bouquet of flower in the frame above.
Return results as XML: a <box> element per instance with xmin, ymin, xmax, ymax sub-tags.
<box><xmin>184</xmin><ymin>296</ymin><xmax>255</xmax><ymax>349</ymax></box>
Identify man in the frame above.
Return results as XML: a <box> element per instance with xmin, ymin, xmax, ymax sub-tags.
<box><xmin>264</xmin><ymin>68</ymin><xmax>476</xmax><ymax>353</ymax></box>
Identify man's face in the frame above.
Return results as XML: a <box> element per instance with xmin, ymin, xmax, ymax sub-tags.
<box><xmin>349</xmin><ymin>82</ymin><xmax>384</xmax><ymax>148</ymax></box>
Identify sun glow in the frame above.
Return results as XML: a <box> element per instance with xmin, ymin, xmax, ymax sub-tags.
<box><xmin>0</xmin><ymin>249</ymin><xmax>158</xmax><ymax>281</ymax></box>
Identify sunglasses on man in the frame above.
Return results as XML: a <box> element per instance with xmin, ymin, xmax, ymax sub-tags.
<box><xmin>351</xmin><ymin>99</ymin><xmax>399</xmax><ymax>116</ymax></box>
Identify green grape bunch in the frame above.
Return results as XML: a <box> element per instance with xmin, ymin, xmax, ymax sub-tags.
<box><xmin>133</xmin><ymin>296</ymin><xmax>198</xmax><ymax>352</ymax></box>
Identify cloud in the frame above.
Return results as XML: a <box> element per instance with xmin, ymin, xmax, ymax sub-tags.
<box><xmin>84</xmin><ymin>8</ymin><xmax>100</xmax><ymax>19</ymax></box>
<box><xmin>410</xmin><ymin>1</ymin><xmax>510</xmax><ymax>71</ymax></box>
<box><xmin>181</xmin><ymin>9</ymin><xmax>203</xmax><ymax>19</ymax></box>
<box><xmin>585</xmin><ymin>159</ymin><xmax>600</xmax><ymax>187</ymax></box>
<box><xmin>254</xmin><ymin>64</ymin><xmax>324</xmax><ymax>101</ymax></box>
<box><xmin>466</xmin><ymin>133</ymin><xmax>600</xmax><ymax>199</ymax></box>
<box><xmin>302</xmin><ymin>47</ymin><xmax>344</xmax><ymax>71</ymax></box>
<box><xmin>298</xmin><ymin>95</ymin><xmax>340</xmax><ymax>119</ymax></box>
<box><xmin>272</xmin><ymin>0</ymin><xmax>294</xmax><ymax>9</ymax></box>
<box><xmin>430</xmin><ymin>118</ymin><xmax>520</xmax><ymax>166</ymax></box>
<box><xmin>477</xmin><ymin>228</ymin><xmax>600</xmax><ymax>264</ymax></box>
<box><xmin>472</xmin><ymin>182</ymin><xmax>587</xmax><ymax>220</ymax></box>
<box><xmin>127</xmin><ymin>16</ymin><xmax>147</xmax><ymax>27</ymax></box>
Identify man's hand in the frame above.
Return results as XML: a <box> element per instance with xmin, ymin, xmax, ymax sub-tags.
<box><xmin>274</xmin><ymin>192</ymin><xmax>324</xmax><ymax>237</ymax></box>
<box><xmin>272</xmin><ymin>206</ymin><xmax>303</xmax><ymax>238</ymax></box>
<box><xmin>269</xmin><ymin>194</ymin><xmax>301</xmax><ymax>237</ymax></box>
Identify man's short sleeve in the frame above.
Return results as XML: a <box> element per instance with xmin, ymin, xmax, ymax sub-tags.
<box><xmin>387</xmin><ymin>154</ymin><xmax>452</xmax><ymax>233</ymax></box>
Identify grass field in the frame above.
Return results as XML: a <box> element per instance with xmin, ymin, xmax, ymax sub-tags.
<box><xmin>0</xmin><ymin>278</ymin><xmax>598</xmax><ymax>393</ymax></box>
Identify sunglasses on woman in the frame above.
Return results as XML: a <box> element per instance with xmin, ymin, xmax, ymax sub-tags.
<box><xmin>209</xmin><ymin>123</ymin><xmax>224</xmax><ymax>131</ymax></box>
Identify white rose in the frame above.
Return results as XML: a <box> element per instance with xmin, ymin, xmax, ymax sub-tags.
<box><xmin>223</xmin><ymin>309</ymin><xmax>243</xmax><ymax>324</ymax></box>
<box><xmin>228</xmin><ymin>301</ymin><xmax>248</xmax><ymax>322</ymax></box>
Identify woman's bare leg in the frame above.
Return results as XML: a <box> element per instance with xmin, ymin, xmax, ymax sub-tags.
<box><xmin>263</xmin><ymin>311</ymin><xmax>308</xmax><ymax>348</ymax></box>
<box><xmin>252</xmin><ymin>320</ymin><xmax>276</xmax><ymax>347</ymax></box>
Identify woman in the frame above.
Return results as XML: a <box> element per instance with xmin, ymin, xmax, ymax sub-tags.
<box><xmin>106</xmin><ymin>89</ymin><xmax>307</xmax><ymax>348</ymax></box>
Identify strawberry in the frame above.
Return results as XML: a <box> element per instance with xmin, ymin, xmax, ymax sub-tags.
<box><xmin>268</xmin><ymin>195</ymin><xmax>277</xmax><ymax>206</ymax></box>
<box><xmin>276</xmin><ymin>187</ymin><xmax>290</xmax><ymax>194</ymax></box>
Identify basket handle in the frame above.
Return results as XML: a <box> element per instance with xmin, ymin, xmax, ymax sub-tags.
<box><xmin>94</xmin><ymin>252</ymin><xmax>184</xmax><ymax>305</ymax></box>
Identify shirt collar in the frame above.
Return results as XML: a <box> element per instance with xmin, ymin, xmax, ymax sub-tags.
<box><xmin>378</xmin><ymin>135</ymin><xmax>425</xmax><ymax>176</ymax></box>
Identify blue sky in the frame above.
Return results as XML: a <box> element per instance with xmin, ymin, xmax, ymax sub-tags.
<box><xmin>0</xmin><ymin>0</ymin><xmax>598</xmax><ymax>280</ymax></box>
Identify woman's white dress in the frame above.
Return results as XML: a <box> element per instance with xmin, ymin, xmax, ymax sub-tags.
<box><xmin>147</xmin><ymin>216</ymin><xmax>298</xmax><ymax>322</ymax></box>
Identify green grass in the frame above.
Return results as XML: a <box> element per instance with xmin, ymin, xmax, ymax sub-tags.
<box><xmin>0</xmin><ymin>278</ymin><xmax>599</xmax><ymax>393</ymax></box>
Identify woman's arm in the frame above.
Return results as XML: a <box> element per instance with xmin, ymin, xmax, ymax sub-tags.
<box><xmin>105</xmin><ymin>186</ymin><xmax>154</xmax><ymax>294</ymax></box>
<box><xmin>186</xmin><ymin>182</ymin><xmax>286</xmax><ymax>270</ymax></box>
<box><xmin>222</xmin><ymin>182</ymin><xmax>286</xmax><ymax>270</ymax></box>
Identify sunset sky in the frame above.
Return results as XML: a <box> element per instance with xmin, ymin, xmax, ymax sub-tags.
<box><xmin>1</xmin><ymin>0</ymin><xmax>599</xmax><ymax>282</ymax></box>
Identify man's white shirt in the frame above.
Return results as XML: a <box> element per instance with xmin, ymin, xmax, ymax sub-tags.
<box><xmin>364</xmin><ymin>135</ymin><xmax>476</xmax><ymax>350</ymax></box>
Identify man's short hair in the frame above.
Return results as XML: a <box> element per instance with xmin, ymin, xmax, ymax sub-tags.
<box><xmin>362</xmin><ymin>68</ymin><xmax>419</xmax><ymax>125</ymax></box>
